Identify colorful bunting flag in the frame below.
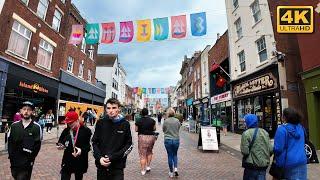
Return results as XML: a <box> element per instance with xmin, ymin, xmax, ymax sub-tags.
<box><xmin>119</xmin><ymin>21</ymin><xmax>134</xmax><ymax>43</ymax></box>
<box><xmin>133</xmin><ymin>87</ymin><xmax>138</xmax><ymax>94</ymax></box>
<box><xmin>101</xmin><ymin>23</ymin><xmax>116</xmax><ymax>44</ymax></box>
<box><xmin>153</xmin><ymin>17</ymin><xmax>169</xmax><ymax>41</ymax></box>
<box><xmin>171</xmin><ymin>15</ymin><xmax>187</xmax><ymax>39</ymax></box>
<box><xmin>152</xmin><ymin>88</ymin><xmax>157</xmax><ymax>94</ymax></box>
<box><xmin>190</xmin><ymin>12</ymin><xmax>207</xmax><ymax>36</ymax></box>
<box><xmin>142</xmin><ymin>88</ymin><xmax>147</xmax><ymax>94</ymax></box>
<box><xmin>148</xmin><ymin>88</ymin><xmax>152</xmax><ymax>94</ymax></box>
<box><xmin>137</xmin><ymin>19</ymin><xmax>151</xmax><ymax>42</ymax></box>
<box><xmin>157</xmin><ymin>88</ymin><xmax>161</xmax><ymax>94</ymax></box>
<box><xmin>161</xmin><ymin>88</ymin><xmax>165</xmax><ymax>94</ymax></box>
<box><xmin>85</xmin><ymin>24</ymin><xmax>100</xmax><ymax>44</ymax></box>
<box><xmin>69</xmin><ymin>25</ymin><xmax>83</xmax><ymax>44</ymax></box>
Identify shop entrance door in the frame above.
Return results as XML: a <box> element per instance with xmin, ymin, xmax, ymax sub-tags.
<box><xmin>263</xmin><ymin>95</ymin><xmax>276</xmax><ymax>137</ymax></box>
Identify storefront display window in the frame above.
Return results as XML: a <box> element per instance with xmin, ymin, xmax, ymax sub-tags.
<box><xmin>264</xmin><ymin>97</ymin><xmax>273</xmax><ymax>131</ymax></box>
<box><xmin>254</xmin><ymin>96</ymin><xmax>263</xmax><ymax>127</ymax></box>
<box><xmin>237</xmin><ymin>100</ymin><xmax>245</xmax><ymax>129</ymax></box>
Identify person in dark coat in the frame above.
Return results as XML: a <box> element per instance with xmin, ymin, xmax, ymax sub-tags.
<box><xmin>57</xmin><ymin>111</ymin><xmax>92</xmax><ymax>180</ymax></box>
<box><xmin>157</xmin><ymin>113</ymin><xmax>162</xmax><ymax>124</ymax></box>
<box><xmin>8</xmin><ymin>101</ymin><xmax>42</xmax><ymax>180</ymax></box>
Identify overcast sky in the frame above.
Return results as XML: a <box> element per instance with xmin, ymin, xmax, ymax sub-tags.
<box><xmin>73</xmin><ymin>0</ymin><xmax>228</xmax><ymax>88</ymax></box>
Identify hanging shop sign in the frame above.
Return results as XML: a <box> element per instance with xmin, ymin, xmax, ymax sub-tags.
<box><xmin>233</xmin><ymin>73</ymin><xmax>278</xmax><ymax>98</ymax></box>
<box><xmin>211</xmin><ymin>91</ymin><xmax>231</xmax><ymax>104</ymax></box>
<box><xmin>19</xmin><ymin>81</ymin><xmax>49</xmax><ymax>94</ymax></box>
<box><xmin>192</xmin><ymin>100</ymin><xmax>201</xmax><ymax>105</ymax></box>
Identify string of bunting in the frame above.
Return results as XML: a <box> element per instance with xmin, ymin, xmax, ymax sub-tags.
<box><xmin>69</xmin><ymin>12</ymin><xmax>207</xmax><ymax>45</ymax></box>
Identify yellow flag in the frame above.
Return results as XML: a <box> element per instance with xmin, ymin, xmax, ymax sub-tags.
<box><xmin>137</xmin><ymin>19</ymin><xmax>151</xmax><ymax>42</ymax></box>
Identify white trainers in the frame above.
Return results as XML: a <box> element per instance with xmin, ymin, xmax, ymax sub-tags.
<box><xmin>169</xmin><ymin>172</ymin><xmax>174</xmax><ymax>178</ymax></box>
<box><xmin>146</xmin><ymin>166</ymin><xmax>151</xmax><ymax>172</ymax></box>
<box><xmin>174</xmin><ymin>168</ymin><xmax>179</xmax><ymax>177</ymax></box>
<box><xmin>141</xmin><ymin>170</ymin><xmax>146</xmax><ymax>175</ymax></box>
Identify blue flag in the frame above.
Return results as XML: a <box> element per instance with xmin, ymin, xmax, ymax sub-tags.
<box><xmin>190</xmin><ymin>12</ymin><xmax>207</xmax><ymax>36</ymax></box>
<box><xmin>153</xmin><ymin>17</ymin><xmax>169</xmax><ymax>41</ymax></box>
<box><xmin>85</xmin><ymin>23</ymin><xmax>100</xmax><ymax>44</ymax></box>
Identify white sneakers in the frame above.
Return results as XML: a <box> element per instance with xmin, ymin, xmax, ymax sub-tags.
<box><xmin>146</xmin><ymin>166</ymin><xmax>151</xmax><ymax>172</ymax></box>
<box><xmin>141</xmin><ymin>170</ymin><xmax>146</xmax><ymax>175</ymax></box>
<box><xmin>169</xmin><ymin>172</ymin><xmax>174</xmax><ymax>178</ymax></box>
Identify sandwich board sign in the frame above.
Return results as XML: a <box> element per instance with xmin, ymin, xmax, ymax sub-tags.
<box><xmin>200</xmin><ymin>126</ymin><xmax>219</xmax><ymax>151</ymax></box>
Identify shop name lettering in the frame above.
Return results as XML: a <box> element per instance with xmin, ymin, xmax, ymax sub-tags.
<box><xmin>19</xmin><ymin>81</ymin><xmax>49</xmax><ymax>94</ymax></box>
<box><xmin>213</xmin><ymin>93</ymin><xmax>229</xmax><ymax>101</ymax></box>
<box><xmin>234</xmin><ymin>75</ymin><xmax>275</xmax><ymax>97</ymax></box>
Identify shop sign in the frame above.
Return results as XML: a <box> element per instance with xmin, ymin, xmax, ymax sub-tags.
<box><xmin>202</xmin><ymin>97</ymin><xmax>209</xmax><ymax>103</ymax></box>
<box><xmin>211</xmin><ymin>91</ymin><xmax>231</xmax><ymax>104</ymax></box>
<box><xmin>192</xmin><ymin>100</ymin><xmax>201</xmax><ymax>105</ymax></box>
<box><xmin>186</xmin><ymin>98</ymin><xmax>193</xmax><ymax>106</ymax></box>
<box><xmin>19</xmin><ymin>81</ymin><xmax>49</xmax><ymax>94</ymax></box>
<box><xmin>233</xmin><ymin>73</ymin><xmax>277</xmax><ymax>98</ymax></box>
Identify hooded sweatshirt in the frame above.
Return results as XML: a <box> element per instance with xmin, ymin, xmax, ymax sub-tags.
<box><xmin>274</xmin><ymin>123</ymin><xmax>307</xmax><ymax>168</ymax></box>
<box><xmin>240</xmin><ymin>114</ymin><xmax>273</xmax><ymax>169</ymax></box>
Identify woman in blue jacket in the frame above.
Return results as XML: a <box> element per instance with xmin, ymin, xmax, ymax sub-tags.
<box><xmin>273</xmin><ymin>108</ymin><xmax>307</xmax><ymax>179</ymax></box>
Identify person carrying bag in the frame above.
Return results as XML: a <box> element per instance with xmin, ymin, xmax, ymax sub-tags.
<box><xmin>241</xmin><ymin>114</ymin><xmax>273</xmax><ymax>180</ymax></box>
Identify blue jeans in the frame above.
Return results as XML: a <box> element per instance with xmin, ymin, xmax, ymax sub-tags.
<box><xmin>284</xmin><ymin>164</ymin><xmax>307</xmax><ymax>180</ymax></box>
<box><xmin>164</xmin><ymin>139</ymin><xmax>180</xmax><ymax>172</ymax></box>
<box><xmin>243</xmin><ymin>168</ymin><xmax>266</xmax><ymax>180</ymax></box>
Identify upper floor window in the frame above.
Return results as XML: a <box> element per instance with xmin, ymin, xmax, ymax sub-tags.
<box><xmin>67</xmin><ymin>56</ymin><xmax>74</xmax><ymax>73</ymax></box>
<box><xmin>37</xmin><ymin>0</ymin><xmax>49</xmax><ymax>20</ymax></box>
<box><xmin>78</xmin><ymin>61</ymin><xmax>84</xmax><ymax>78</ymax></box>
<box><xmin>21</xmin><ymin>0</ymin><xmax>29</xmax><ymax>5</ymax></box>
<box><xmin>251</xmin><ymin>0</ymin><xmax>262</xmax><ymax>24</ymax></box>
<box><xmin>238</xmin><ymin>50</ymin><xmax>246</xmax><ymax>72</ymax></box>
<box><xmin>256</xmin><ymin>36</ymin><xmax>267</xmax><ymax>62</ymax></box>
<box><xmin>61</xmin><ymin>0</ymin><xmax>66</xmax><ymax>3</ymax></box>
<box><xmin>36</xmin><ymin>39</ymin><xmax>54</xmax><ymax>70</ymax></box>
<box><xmin>52</xmin><ymin>9</ymin><xmax>63</xmax><ymax>32</ymax></box>
<box><xmin>81</xmin><ymin>36</ymin><xmax>86</xmax><ymax>53</ymax></box>
<box><xmin>89</xmin><ymin>45</ymin><xmax>94</xmax><ymax>59</ymax></box>
<box><xmin>88</xmin><ymin>69</ymin><xmax>92</xmax><ymax>82</ymax></box>
<box><xmin>7</xmin><ymin>21</ymin><xmax>32</xmax><ymax>59</ymax></box>
<box><xmin>233</xmin><ymin>0</ymin><xmax>239</xmax><ymax>9</ymax></box>
<box><xmin>235</xmin><ymin>18</ymin><xmax>243</xmax><ymax>39</ymax></box>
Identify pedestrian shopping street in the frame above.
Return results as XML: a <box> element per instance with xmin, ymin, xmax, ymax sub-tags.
<box><xmin>0</xmin><ymin>121</ymin><xmax>319</xmax><ymax>180</ymax></box>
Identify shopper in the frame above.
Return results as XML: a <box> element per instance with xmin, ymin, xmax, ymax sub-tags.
<box><xmin>92</xmin><ymin>98</ymin><xmax>133</xmax><ymax>180</ymax></box>
<box><xmin>44</xmin><ymin>109</ymin><xmax>55</xmax><ymax>133</ymax></box>
<box><xmin>220</xmin><ymin>111</ymin><xmax>228</xmax><ymax>136</ymax></box>
<box><xmin>57</xmin><ymin>111</ymin><xmax>92</xmax><ymax>180</ymax></box>
<box><xmin>135</xmin><ymin>108</ymin><xmax>156</xmax><ymax>175</ymax></box>
<box><xmin>157</xmin><ymin>112</ymin><xmax>162</xmax><ymax>124</ymax></box>
<box><xmin>8</xmin><ymin>101</ymin><xmax>42</xmax><ymax>180</ymax></box>
<box><xmin>272</xmin><ymin>108</ymin><xmax>307</xmax><ymax>180</ymax></box>
<box><xmin>163</xmin><ymin>108</ymin><xmax>181</xmax><ymax>178</ymax></box>
<box><xmin>241</xmin><ymin>114</ymin><xmax>273</xmax><ymax>180</ymax></box>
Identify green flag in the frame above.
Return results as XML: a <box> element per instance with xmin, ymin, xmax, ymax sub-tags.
<box><xmin>85</xmin><ymin>23</ymin><xmax>100</xmax><ymax>44</ymax></box>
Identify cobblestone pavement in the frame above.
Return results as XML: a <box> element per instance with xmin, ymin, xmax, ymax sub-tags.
<box><xmin>0</xmin><ymin>121</ymin><xmax>319</xmax><ymax>180</ymax></box>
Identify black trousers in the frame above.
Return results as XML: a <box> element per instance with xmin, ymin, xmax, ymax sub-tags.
<box><xmin>11</xmin><ymin>167</ymin><xmax>33</xmax><ymax>180</ymax></box>
<box><xmin>61</xmin><ymin>171</ymin><xmax>84</xmax><ymax>180</ymax></box>
<box><xmin>46</xmin><ymin>123</ymin><xmax>53</xmax><ymax>132</ymax></box>
<box><xmin>97</xmin><ymin>168</ymin><xmax>124</xmax><ymax>180</ymax></box>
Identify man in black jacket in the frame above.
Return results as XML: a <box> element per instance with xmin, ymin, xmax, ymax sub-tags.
<box><xmin>8</xmin><ymin>101</ymin><xmax>42</xmax><ymax>180</ymax></box>
<box><xmin>92</xmin><ymin>98</ymin><xmax>133</xmax><ymax>180</ymax></box>
<box><xmin>57</xmin><ymin>111</ymin><xmax>92</xmax><ymax>180</ymax></box>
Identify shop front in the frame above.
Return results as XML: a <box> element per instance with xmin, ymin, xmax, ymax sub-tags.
<box><xmin>186</xmin><ymin>98</ymin><xmax>193</xmax><ymax>119</ymax></box>
<box><xmin>210</xmin><ymin>91</ymin><xmax>232</xmax><ymax>130</ymax></box>
<box><xmin>232</xmin><ymin>66</ymin><xmax>281</xmax><ymax>137</ymax></box>
<box><xmin>192</xmin><ymin>99</ymin><xmax>201</xmax><ymax>122</ymax></box>
<box><xmin>302</xmin><ymin>67</ymin><xmax>320</xmax><ymax>149</ymax></box>
<box><xmin>1</xmin><ymin>60</ymin><xmax>59</xmax><ymax>132</ymax></box>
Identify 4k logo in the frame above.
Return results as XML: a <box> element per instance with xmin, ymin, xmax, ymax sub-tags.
<box><xmin>277</xmin><ymin>6</ymin><xmax>313</xmax><ymax>33</ymax></box>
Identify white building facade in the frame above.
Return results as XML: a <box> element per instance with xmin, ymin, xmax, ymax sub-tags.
<box><xmin>201</xmin><ymin>45</ymin><xmax>211</xmax><ymax>98</ymax></box>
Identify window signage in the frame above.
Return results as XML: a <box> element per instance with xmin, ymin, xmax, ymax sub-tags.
<box><xmin>19</xmin><ymin>81</ymin><xmax>49</xmax><ymax>94</ymax></box>
<box><xmin>233</xmin><ymin>73</ymin><xmax>277</xmax><ymax>98</ymax></box>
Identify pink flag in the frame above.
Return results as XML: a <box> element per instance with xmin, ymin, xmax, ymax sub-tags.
<box><xmin>101</xmin><ymin>23</ymin><xmax>116</xmax><ymax>44</ymax></box>
<box><xmin>68</xmin><ymin>25</ymin><xmax>83</xmax><ymax>44</ymax></box>
<box><xmin>157</xmin><ymin>88</ymin><xmax>161</xmax><ymax>94</ymax></box>
<box><xmin>171</xmin><ymin>15</ymin><xmax>187</xmax><ymax>39</ymax></box>
<box><xmin>119</xmin><ymin>21</ymin><xmax>134</xmax><ymax>43</ymax></box>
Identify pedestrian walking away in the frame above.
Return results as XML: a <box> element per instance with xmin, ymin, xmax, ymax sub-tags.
<box><xmin>44</xmin><ymin>109</ymin><xmax>54</xmax><ymax>133</ymax></box>
<box><xmin>163</xmin><ymin>108</ymin><xmax>181</xmax><ymax>178</ymax></box>
<box><xmin>241</xmin><ymin>114</ymin><xmax>273</xmax><ymax>180</ymax></box>
<box><xmin>8</xmin><ymin>101</ymin><xmax>42</xmax><ymax>180</ymax></box>
<box><xmin>157</xmin><ymin>112</ymin><xmax>162</xmax><ymax>124</ymax></box>
<box><xmin>92</xmin><ymin>98</ymin><xmax>133</xmax><ymax>180</ymax></box>
<box><xmin>135</xmin><ymin>108</ymin><xmax>156</xmax><ymax>175</ymax></box>
<box><xmin>271</xmin><ymin>108</ymin><xmax>307</xmax><ymax>180</ymax></box>
<box><xmin>57</xmin><ymin>111</ymin><xmax>92</xmax><ymax>180</ymax></box>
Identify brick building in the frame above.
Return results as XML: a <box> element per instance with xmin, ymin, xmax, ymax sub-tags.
<box><xmin>0</xmin><ymin>0</ymin><xmax>105</xmax><ymax>128</ymax></box>
<box><xmin>192</xmin><ymin>52</ymin><xmax>203</xmax><ymax>122</ymax></box>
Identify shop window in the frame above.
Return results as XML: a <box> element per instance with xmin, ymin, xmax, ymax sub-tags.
<box><xmin>52</xmin><ymin>9</ymin><xmax>63</xmax><ymax>32</ymax></box>
<box><xmin>233</xmin><ymin>0</ymin><xmax>239</xmax><ymax>9</ymax></box>
<box><xmin>7</xmin><ymin>21</ymin><xmax>32</xmax><ymax>59</ymax></box>
<box><xmin>256</xmin><ymin>36</ymin><xmax>267</xmax><ymax>62</ymax></box>
<box><xmin>237</xmin><ymin>100</ymin><xmax>245</xmax><ymax>129</ymax></box>
<box><xmin>36</xmin><ymin>39</ymin><xmax>54</xmax><ymax>70</ymax></box>
<box><xmin>251</xmin><ymin>0</ymin><xmax>262</xmax><ymax>24</ymax></box>
<box><xmin>264</xmin><ymin>97</ymin><xmax>273</xmax><ymax>131</ymax></box>
<box><xmin>254</xmin><ymin>96</ymin><xmax>263</xmax><ymax>127</ymax></box>
<box><xmin>37</xmin><ymin>0</ymin><xmax>49</xmax><ymax>20</ymax></box>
